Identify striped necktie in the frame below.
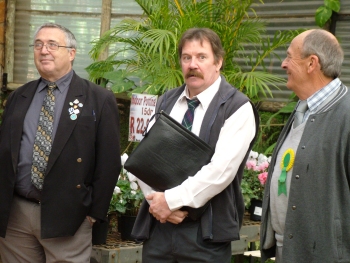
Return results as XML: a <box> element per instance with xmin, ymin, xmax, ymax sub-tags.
<box><xmin>181</xmin><ymin>98</ymin><xmax>200</xmax><ymax>131</ymax></box>
<box><xmin>31</xmin><ymin>82</ymin><xmax>56</xmax><ymax>190</ymax></box>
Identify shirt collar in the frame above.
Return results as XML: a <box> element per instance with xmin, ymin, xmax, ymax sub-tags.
<box><xmin>306</xmin><ymin>78</ymin><xmax>341</xmax><ymax>112</ymax></box>
<box><xmin>179</xmin><ymin>75</ymin><xmax>221</xmax><ymax>111</ymax></box>
<box><xmin>38</xmin><ymin>70</ymin><xmax>74</xmax><ymax>93</ymax></box>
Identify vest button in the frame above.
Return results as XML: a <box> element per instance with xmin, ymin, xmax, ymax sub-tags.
<box><xmin>302</xmin><ymin>146</ymin><xmax>306</xmax><ymax>149</ymax></box>
<box><xmin>289</xmin><ymin>234</ymin><xmax>293</xmax><ymax>239</ymax></box>
<box><xmin>292</xmin><ymin>205</ymin><xmax>296</xmax><ymax>210</ymax></box>
<box><xmin>295</xmin><ymin>175</ymin><xmax>300</xmax><ymax>179</ymax></box>
<box><xmin>77</xmin><ymin>158</ymin><xmax>82</xmax><ymax>162</ymax></box>
<box><xmin>76</xmin><ymin>184</ymin><xmax>81</xmax><ymax>189</ymax></box>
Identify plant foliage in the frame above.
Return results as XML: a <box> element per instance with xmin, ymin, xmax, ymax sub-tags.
<box><xmin>86</xmin><ymin>0</ymin><xmax>302</xmax><ymax>102</ymax></box>
<box><xmin>109</xmin><ymin>154</ymin><xmax>144</xmax><ymax>215</ymax></box>
<box><xmin>242</xmin><ymin>150</ymin><xmax>270</xmax><ymax>208</ymax></box>
<box><xmin>315</xmin><ymin>0</ymin><xmax>340</xmax><ymax>27</ymax></box>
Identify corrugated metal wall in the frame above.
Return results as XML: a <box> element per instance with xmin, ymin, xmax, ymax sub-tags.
<box><xmin>336</xmin><ymin>0</ymin><xmax>350</xmax><ymax>86</ymax></box>
<box><xmin>11</xmin><ymin>0</ymin><xmax>350</xmax><ymax>104</ymax></box>
<box><xmin>247</xmin><ymin>0</ymin><xmax>350</xmax><ymax>102</ymax></box>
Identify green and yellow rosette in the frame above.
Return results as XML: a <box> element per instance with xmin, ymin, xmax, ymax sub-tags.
<box><xmin>278</xmin><ymin>148</ymin><xmax>295</xmax><ymax>196</ymax></box>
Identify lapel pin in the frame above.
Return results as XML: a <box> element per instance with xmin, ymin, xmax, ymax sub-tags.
<box><xmin>68</xmin><ymin>99</ymin><xmax>83</xmax><ymax>120</ymax></box>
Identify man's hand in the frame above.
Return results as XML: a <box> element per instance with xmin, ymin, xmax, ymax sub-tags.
<box><xmin>86</xmin><ymin>216</ymin><xmax>96</xmax><ymax>227</ymax></box>
<box><xmin>167</xmin><ymin>210</ymin><xmax>188</xmax><ymax>224</ymax></box>
<box><xmin>147</xmin><ymin>192</ymin><xmax>172</xmax><ymax>223</ymax></box>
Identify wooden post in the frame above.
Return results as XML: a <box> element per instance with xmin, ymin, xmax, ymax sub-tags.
<box><xmin>4</xmin><ymin>0</ymin><xmax>16</xmax><ymax>83</ymax></box>
<box><xmin>99</xmin><ymin>0</ymin><xmax>112</xmax><ymax>61</ymax></box>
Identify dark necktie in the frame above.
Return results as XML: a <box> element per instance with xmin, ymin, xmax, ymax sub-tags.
<box><xmin>181</xmin><ymin>98</ymin><xmax>200</xmax><ymax>131</ymax></box>
<box><xmin>31</xmin><ymin>82</ymin><xmax>56</xmax><ymax>190</ymax></box>
<box><xmin>293</xmin><ymin>100</ymin><xmax>308</xmax><ymax>128</ymax></box>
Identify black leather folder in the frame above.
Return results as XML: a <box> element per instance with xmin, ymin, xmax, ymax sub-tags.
<box><xmin>124</xmin><ymin>110</ymin><xmax>214</xmax><ymax>220</ymax></box>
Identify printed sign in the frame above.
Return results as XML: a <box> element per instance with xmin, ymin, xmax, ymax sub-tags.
<box><xmin>129</xmin><ymin>93</ymin><xmax>158</xmax><ymax>142</ymax></box>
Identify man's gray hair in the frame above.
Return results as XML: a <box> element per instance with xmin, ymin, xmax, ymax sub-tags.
<box><xmin>301</xmin><ymin>29</ymin><xmax>344</xmax><ymax>78</ymax></box>
<box><xmin>33</xmin><ymin>23</ymin><xmax>77</xmax><ymax>50</ymax></box>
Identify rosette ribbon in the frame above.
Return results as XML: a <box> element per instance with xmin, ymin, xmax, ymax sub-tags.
<box><xmin>278</xmin><ymin>149</ymin><xmax>295</xmax><ymax>196</ymax></box>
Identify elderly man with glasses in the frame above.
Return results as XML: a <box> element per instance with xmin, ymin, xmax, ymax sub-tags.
<box><xmin>0</xmin><ymin>23</ymin><xmax>121</xmax><ymax>263</ymax></box>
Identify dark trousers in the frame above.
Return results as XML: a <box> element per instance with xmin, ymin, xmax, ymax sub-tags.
<box><xmin>142</xmin><ymin>219</ymin><xmax>231</xmax><ymax>263</ymax></box>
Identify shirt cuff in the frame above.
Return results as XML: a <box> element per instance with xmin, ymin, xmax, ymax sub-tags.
<box><xmin>165</xmin><ymin>186</ymin><xmax>184</xmax><ymax>211</ymax></box>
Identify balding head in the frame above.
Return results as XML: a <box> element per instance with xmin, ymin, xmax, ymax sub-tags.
<box><xmin>300</xmin><ymin>29</ymin><xmax>343</xmax><ymax>78</ymax></box>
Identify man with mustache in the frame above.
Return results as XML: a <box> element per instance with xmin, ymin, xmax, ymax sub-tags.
<box><xmin>132</xmin><ymin>28</ymin><xmax>259</xmax><ymax>262</ymax></box>
<box><xmin>0</xmin><ymin>23</ymin><xmax>121</xmax><ymax>262</ymax></box>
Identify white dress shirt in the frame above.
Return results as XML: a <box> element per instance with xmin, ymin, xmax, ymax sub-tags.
<box><xmin>141</xmin><ymin>76</ymin><xmax>256</xmax><ymax>211</ymax></box>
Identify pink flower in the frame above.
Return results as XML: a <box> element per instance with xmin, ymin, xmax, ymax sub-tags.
<box><xmin>258</xmin><ymin>172</ymin><xmax>268</xmax><ymax>185</ymax></box>
<box><xmin>257</xmin><ymin>161</ymin><xmax>269</xmax><ymax>172</ymax></box>
<box><xmin>246</xmin><ymin>160</ymin><xmax>256</xmax><ymax>170</ymax></box>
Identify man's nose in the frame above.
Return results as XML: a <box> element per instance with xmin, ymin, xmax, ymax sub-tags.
<box><xmin>281</xmin><ymin>58</ymin><xmax>287</xmax><ymax>69</ymax></box>
<box><xmin>189</xmin><ymin>58</ymin><xmax>198</xmax><ymax>68</ymax></box>
<box><xmin>40</xmin><ymin>45</ymin><xmax>51</xmax><ymax>53</ymax></box>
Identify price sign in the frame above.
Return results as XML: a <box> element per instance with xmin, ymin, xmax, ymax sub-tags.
<box><xmin>128</xmin><ymin>93</ymin><xmax>158</xmax><ymax>142</ymax></box>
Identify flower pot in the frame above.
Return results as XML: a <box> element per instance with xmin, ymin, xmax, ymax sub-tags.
<box><xmin>118</xmin><ymin>215</ymin><xmax>137</xmax><ymax>241</ymax></box>
<box><xmin>92</xmin><ymin>218</ymin><xmax>109</xmax><ymax>245</ymax></box>
<box><xmin>249</xmin><ymin>199</ymin><xmax>262</xmax><ymax>221</ymax></box>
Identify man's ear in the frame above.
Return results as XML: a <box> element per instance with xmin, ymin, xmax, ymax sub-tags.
<box><xmin>216</xmin><ymin>58</ymin><xmax>223</xmax><ymax>72</ymax></box>
<box><xmin>308</xmin><ymin>55</ymin><xmax>319</xmax><ymax>73</ymax></box>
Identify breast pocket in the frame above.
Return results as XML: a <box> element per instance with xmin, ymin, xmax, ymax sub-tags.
<box><xmin>74</xmin><ymin>116</ymin><xmax>96</xmax><ymax>144</ymax></box>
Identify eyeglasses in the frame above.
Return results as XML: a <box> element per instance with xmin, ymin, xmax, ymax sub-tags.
<box><xmin>29</xmin><ymin>42</ymin><xmax>73</xmax><ymax>51</ymax></box>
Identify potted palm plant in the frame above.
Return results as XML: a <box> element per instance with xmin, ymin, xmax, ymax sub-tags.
<box><xmin>86</xmin><ymin>0</ymin><xmax>303</xmax><ymax>102</ymax></box>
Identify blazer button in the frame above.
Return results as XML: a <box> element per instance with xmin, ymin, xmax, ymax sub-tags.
<box><xmin>292</xmin><ymin>205</ymin><xmax>296</xmax><ymax>210</ymax></box>
<box><xmin>289</xmin><ymin>234</ymin><xmax>293</xmax><ymax>239</ymax></box>
<box><xmin>295</xmin><ymin>175</ymin><xmax>300</xmax><ymax>179</ymax></box>
<box><xmin>301</xmin><ymin>146</ymin><xmax>306</xmax><ymax>149</ymax></box>
<box><xmin>77</xmin><ymin>158</ymin><xmax>82</xmax><ymax>163</ymax></box>
<box><xmin>76</xmin><ymin>184</ymin><xmax>81</xmax><ymax>189</ymax></box>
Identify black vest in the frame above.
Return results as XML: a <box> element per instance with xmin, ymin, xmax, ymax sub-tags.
<box><xmin>132</xmin><ymin>76</ymin><xmax>259</xmax><ymax>242</ymax></box>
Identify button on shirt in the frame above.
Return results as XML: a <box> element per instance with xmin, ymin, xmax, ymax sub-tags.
<box><xmin>16</xmin><ymin>70</ymin><xmax>73</xmax><ymax>200</ymax></box>
<box><xmin>141</xmin><ymin>76</ymin><xmax>257</xmax><ymax>211</ymax></box>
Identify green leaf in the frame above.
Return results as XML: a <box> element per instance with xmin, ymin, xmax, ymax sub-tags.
<box><xmin>315</xmin><ymin>6</ymin><xmax>333</xmax><ymax>27</ymax></box>
<box><xmin>110</xmin><ymin>82</ymin><xmax>135</xmax><ymax>94</ymax></box>
<box><xmin>324</xmin><ymin>0</ymin><xmax>340</xmax><ymax>12</ymax></box>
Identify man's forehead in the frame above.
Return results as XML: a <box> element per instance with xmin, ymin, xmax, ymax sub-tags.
<box><xmin>182</xmin><ymin>39</ymin><xmax>212</xmax><ymax>50</ymax></box>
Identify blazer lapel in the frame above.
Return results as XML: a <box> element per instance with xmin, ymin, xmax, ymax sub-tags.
<box><xmin>46</xmin><ymin>73</ymin><xmax>86</xmax><ymax>174</ymax></box>
<box><xmin>10</xmin><ymin>80</ymin><xmax>40</xmax><ymax>173</ymax></box>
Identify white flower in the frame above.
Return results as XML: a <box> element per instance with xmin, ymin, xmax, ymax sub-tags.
<box><xmin>121</xmin><ymin>153</ymin><xmax>129</xmax><ymax>166</ymax></box>
<box><xmin>127</xmin><ymin>172</ymin><xmax>137</xmax><ymax>182</ymax></box>
<box><xmin>130</xmin><ymin>181</ymin><xmax>138</xmax><ymax>191</ymax></box>
<box><xmin>131</xmin><ymin>190</ymin><xmax>136</xmax><ymax>195</ymax></box>
<box><xmin>249</xmin><ymin>150</ymin><xmax>259</xmax><ymax>159</ymax></box>
<box><xmin>113</xmin><ymin>186</ymin><xmax>121</xmax><ymax>195</ymax></box>
<box><xmin>257</xmin><ymin>153</ymin><xmax>268</xmax><ymax>165</ymax></box>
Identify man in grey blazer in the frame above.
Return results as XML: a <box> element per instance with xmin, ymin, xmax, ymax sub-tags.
<box><xmin>0</xmin><ymin>23</ymin><xmax>121</xmax><ymax>262</ymax></box>
<box><xmin>260</xmin><ymin>29</ymin><xmax>350</xmax><ymax>262</ymax></box>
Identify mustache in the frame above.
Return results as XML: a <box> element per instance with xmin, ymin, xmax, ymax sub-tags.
<box><xmin>185</xmin><ymin>70</ymin><xmax>204</xmax><ymax>79</ymax></box>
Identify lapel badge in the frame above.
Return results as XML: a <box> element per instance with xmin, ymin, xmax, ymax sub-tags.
<box><xmin>68</xmin><ymin>99</ymin><xmax>83</xmax><ymax>120</ymax></box>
